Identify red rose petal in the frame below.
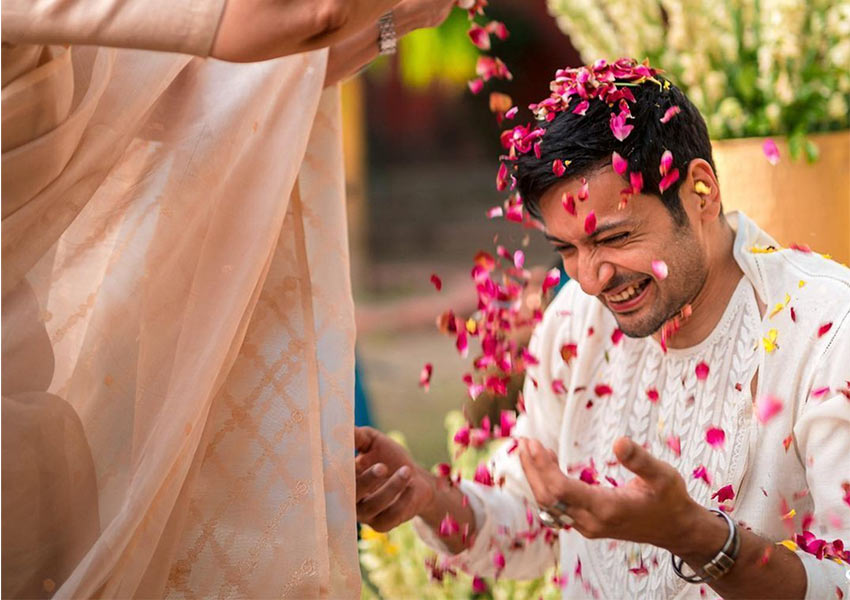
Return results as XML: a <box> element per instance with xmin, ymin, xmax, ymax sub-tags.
<box><xmin>695</xmin><ymin>361</ymin><xmax>710</xmax><ymax>381</ymax></box>
<box><xmin>584</xmin><ymin>211</ymin><xmax>597</xmax><ymax>235</ymax></box>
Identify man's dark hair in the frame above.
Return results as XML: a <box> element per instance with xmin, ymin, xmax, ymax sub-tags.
<box><xmin>516</xmin><ymin>76</ymin><xmax>716</xmax><ymax>226</ymax></box>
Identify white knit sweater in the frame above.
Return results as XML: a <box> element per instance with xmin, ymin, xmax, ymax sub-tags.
<box><xmin>416</xmin><ymin>213</ymin><xmax>850</xmax><ymax>599</ymax></box>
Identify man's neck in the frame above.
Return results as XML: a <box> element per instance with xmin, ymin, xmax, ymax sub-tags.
<box><xmin>654</xmin><ymin>224</ymin><xmax>744</xmax><ymax>350</ymax></box>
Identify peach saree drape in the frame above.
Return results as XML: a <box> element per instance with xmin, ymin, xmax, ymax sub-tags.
<box><xmin>2</xmin><ymin>33</ymin><xmax>359</xmax><ymax>600</ymax></box>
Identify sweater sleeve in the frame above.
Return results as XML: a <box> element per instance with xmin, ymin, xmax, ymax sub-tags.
<box><xmin>2</xmin><ymin>0</ymin><xmax>227</xmax><ymax>56</ymax></box>
<box><xmin>413</xmin><ymin>285</ymin><xmax>579</xmax><ymax>580</ymax></box>
<box><xmin>793</xmin><ymin>312</ymin><xmax>850</xmax><ymax>600</ymax></box>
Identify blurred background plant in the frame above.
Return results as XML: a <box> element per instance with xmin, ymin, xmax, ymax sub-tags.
<box><xmin>359</xmin><ymin>417</ymin><xmax>562</xmax><ymax>600</ymax></box>
<box><xmin>546</xmin><ymin>0</ymin><xmax>850</xmax><ymax>160</ymax></box>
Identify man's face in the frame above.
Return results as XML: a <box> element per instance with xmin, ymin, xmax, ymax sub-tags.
<box><xmin>539</xmin><ymin>167</ymin><xmax>707</xmax><ymax>338</ymax></box>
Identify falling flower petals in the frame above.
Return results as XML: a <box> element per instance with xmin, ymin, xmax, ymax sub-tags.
<box><xmin>651</xmin><ymin>260</ymin><xmax>668</xmax><ymax>280</ymax></box>
<box><xmin>695</xmin><ymin>361</ymin><xmax>710</xmax><ymax>381</ymax></box>
<box><xmin>647</xmin><ymin>387</ymin><xmax>660</xmax><ymax>403</ymax></box>
<box><xmin>666</xmin><ymin>435</ymin><xmax>681</xmax><ymax>457</ymax></box>
<box><xmin>439</xmin><ymin>513</ymin><xmax>460</xmax><ymax>536</ymax></box>
<box><xmin>486</xmin><ymin>206</ymin><xmax>504</xmax><ymax>219</ymax></box>
<box><xmin>493</xmin><ymin>550</ymin><xmax>506</xmax><ymax>572</ymax></box>
<box><xmin>594</xmin><ymin>384</ymin><xmax>613</xmax><ymax>397</ymax></box>
<box><xmin>756</xmin><ymin>394</ymin><xmax>784</xmax><ymax>424</ymax></box>
<box><xmin>430</xmin><ymin>274</ymin><xmax>442</xmax><ymax>291</ymax></box>
<box><xmin>612</xmin><ymin>151</ymin><xmax>628</xmax><ymax>175</ymax></box>
<box><xmin>468</xmin><ymin>24</ymin><xmax>491</xmax><ymax>50</ymax></box>
<box><xmin>609</xmin><ymin>111</ymin><xmax>634</xmax><ymax>141</ymax></box>
<box><xmin>706</xmin><ymin>426</ymin><xmax>726</xmax><ymax>449</ymax></box>
<box><xmin>472</xmin><ymin>576</ymin><xmax>488</xmax><ymax>594</ymax></box>
<box><xmin>474</xmin><ymin>463</ymin><xmax>494</xmax><ymax>486</ymax></box>
<box><xmin>659</xmin><ymin>150</ymin><xmax>674</xmax><ymax>175</ymax></box>
<box><xmin>419</xmin><ymin>363</ymin><xmax>433</xmax><ymax>391</ymax></box>
<box><xmin>468</xmin><ymin>78</ymin><xmax>484</xmax><ymax>95</ymax></box>
<box><xmin>611</xmin><ymin>328</ymin><xmax>624</xmax><ymax>345</ymax></box>
<box><xmin>762</xmin><ymin>328</ymin><xmax>779</xmax><ymax>353</ymax></box>
<box><xmin>489</xmin><ymin>92</ymin><xmax>512</xmax><ymax>114</ymax></box>
<box><xmin>584</xmin><ymin>211</ymin><xmax>597</xmax><ymax>235</ymax></box>
<box><xmin>572</xmin><ymin>99</ymin><xmax>590</xmax><ymax>116</ymax></box>
<box><xmin>711</xmin><ymin>484</ymin><xmax>735</xmax><ymax>503</ymax></box>
<box><xmin>552</xmin><ymin>379</ymin><xmax>567</xmax><ymax>394</ymax></box>
<box><xmin>659</xmin><ymin>169</ymin><xmax>680</xmax><ymax>193</ymax></box>
<box><xmin>660</xmin><ymin>105</ymin><xmax>681</xmax><ymax>123</ymax></box>
<box><xmin>562</xmin><ymin>193</ymin><xmax>577</xmax><ymax>216</ymax></box>
<box><xmin>542</xmin><ymin>268</ymin><xmax>561</xmax><ymax>294</ymax></box>
<box><xmin>818</xmin><ymin>322</ymin><xmax>833</xmax><ymax>338</ymax></box>
<box><xmin>629</xmin><ymin>171</ymin><xmax>644</xmax><ymax>194</ymax></box>
<box><xmin>553</xmin><ymin>159</ymin><xmax>566</xmax><ymax>177</ymax></box>
<box><xmin>763</xmin><ymin>139</ymin><xmax>780</xmax><ymax>165</ymax></box>
<box><xmin>560</xmin><ymin>343</ymin><xmax>578</xmax><ymax>364</ymax></box>
<box><xmin>505</xmin><ymin>106</ymin><xmax>518</xmax><ymax>120</ymax></box>
<box><xmin>693</xmin><ymin>464</ymin><xmax>711</xmax><ymax>485</ymax></box>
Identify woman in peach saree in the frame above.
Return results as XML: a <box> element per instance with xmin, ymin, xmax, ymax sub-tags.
<box><xmin>1</xmin><ymin>0</ymin><xmax>456</xmax><ymax>595</ymax></box>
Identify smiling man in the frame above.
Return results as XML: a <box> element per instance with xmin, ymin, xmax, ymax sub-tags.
<box><xmin>354</xmin><ymin>60</ymin><xmax>850</xmax><ymax>599</ymax></box>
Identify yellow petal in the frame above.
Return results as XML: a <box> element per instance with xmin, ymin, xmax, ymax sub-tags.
<box><xmin>798</xmin><ymin>280</ymin><xmax>806</xmax><ymax>288</ymax></box>
<box><xmin>779</xmin><ymin>539</ymin><xmax>799</xmax><ymax>551</ymax></box>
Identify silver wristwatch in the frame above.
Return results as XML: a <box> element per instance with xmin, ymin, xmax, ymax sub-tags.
<box><xmin>378</xmin><ymin>12</ymin><xmax>397</xmax><ymax>56</ymax></box>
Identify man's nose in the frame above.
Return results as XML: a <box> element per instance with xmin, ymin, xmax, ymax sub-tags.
<box><xmin>576</xmin><ymin>251</ymin><xmax>614</xmax><ymax>297</ymax></box>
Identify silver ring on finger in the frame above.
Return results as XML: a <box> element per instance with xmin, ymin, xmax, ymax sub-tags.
<box><xmin>551</xmin><ymin>500</ymin><xmax>570</xmax><ymax>516</ymax></box>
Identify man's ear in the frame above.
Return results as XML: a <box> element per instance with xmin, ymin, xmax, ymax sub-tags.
<box><xmin>684</xmin><ymin>159</ymin><xmax>721</xmax><ymax>222</ymax></box>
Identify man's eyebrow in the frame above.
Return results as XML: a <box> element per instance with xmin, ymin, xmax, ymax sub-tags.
<box><xmin>544</xmin><ymin>219</ymin><xmax>633</xmax><ymax>246</ymax></box>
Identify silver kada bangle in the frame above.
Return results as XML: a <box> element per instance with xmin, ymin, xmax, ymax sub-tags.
<box><xmin>671</xmin><ymin>509</ymin><xmax>741</xmax><ymax>584</ymax></box>
<box><xmin>377</xmin><ymin>12</ymin><xmax>397</xmax><ymax>56</ymax></box>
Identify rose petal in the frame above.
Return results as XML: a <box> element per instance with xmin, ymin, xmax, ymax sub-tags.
<box><xmin>594</xmin><ymin>383</ymin><xmax>613</xmax><ymax>397</ymax></box>
<box><xmin>763</xmin><ymin>139</ymin><xmax>780</xmax><ymax>165</ymax></box>
<box><xmin>584</xmin><ymin>211</ymin><xmax>597</xmax><ymax>235</ymax></box>
<box><xmin>818</xmin><ymin>322</ymin><xmax>833</xmax><ymax>338</ymax></box>
<box><xmin>706</xmin><ymin>426</ymin><xmax>726</xmax><ymax>449</ymax></box>
<box><xmin>692</xmin><ymin>464</ymin><xmax>711</xmax><ymax>485</ymax></box>
<box><xmin>695</xmin><ymin>361</ymin><xmax>710</xmax><ymax>381</ymax></box>
<box><xmin>659</xmin><ymin>169</ymin><xmax>680</xmax><ymax>193</ymax></box>
<box><xmin>660</xmin><ymin>105</ymin><xmax>681</xmax><ymax>123</ymax></box>
<box><xmin>489</xmin><ymin>92</ymin><xmax>512</xmax><ymax>114</ymax></box>
<box><xmin>666</xmin><ymin>435</ymin><xmax>681</xmax><ymax>457</ymax></box>
<box><xmin>439</xmin><ymin>513</ymin><xmax>460</xmax><ymax>536</ymax></box>
<box><xmin>419</xmin><ymin>363</ymin><xmax>433</xmax><ymax>391</ymax></box>
<box><xmin>651</xmin><ymin>260</ymin><xmax>668</xmax><ymax>280</ymax></box>
<box><xmin>505</xmin><ymin>106</ymin><xmax>518</xmax><ymax>120</ymax></box>
<box><xmin>553</xmin><ymin>159</ymin><xmax>566</xmax><ymax>177</ymax></box>
<box><xmin>612</xmin><ymin>151</ymin><xmax>628</xmax><ymax>175</ymax></box>
<box><xmin>646</xmin><ymin>387</ymin><xmax>659</xmax><ymax>403</ymax></box>
<box><xmin>572</xmin><ymin>100</ymin><xmax>589</xmax><ymax>116</ymax></box>
<box><xmin>485</xmin><ymin>20</ymin><xmax>509</xmax><ymax>41</ymax></box>
<box><xmin>468</xmin><ymin>78</ymin><xmax>484</xmax><ymax>95</ymax></box>
<box><xmin>542</xmin><ymin>268</ymin><xmax>561</xmax><ymax>294</ymax></box>
<box><xmin>486</xmin><ymin>206</ymin><xmax>504</xmax><ymax>219</ymax></box>
<box><xmin>562</xmin><ymin>193</ymin><xmax>577</xmax><ymax>216</ymax></box>
<box><xmin>430</xmin><ymin>274</ymin><xmax>442</xmax><ymax>291</ymax></box>
<box><xmin>629</xmin><ymin>171</ymin><xmax>644</xmax><ymax>194</ymax></box>
<box><xmin>711</xmin><ymin>484</ymin><xmax>735</xmax><ymax>503</ymax></box>
<box><xmin>560</xmin><ymin>343</ymin><xmax>578</xmax><ymax>364</ymax></box>
<box><xmin>659</xmin><ymin>150</ymin><xmax>674</xmax><ymax>175</ymax></box>
<box><xmin>468</xmin><ymin>24</ymin><xmax>491</xmax><ymax>50</ymax></box>
<box><xmin>756</xmin><ymin>394</ymin><xmax>783</xmax><ymax>424</ymax></box>
<box><xmin>611</xmin><ymin>328</ymin><xmax>624</xmax><ymax>345</ymax></box>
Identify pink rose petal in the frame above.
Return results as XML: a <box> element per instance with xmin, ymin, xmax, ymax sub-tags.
<box><xmin>475</xmin><ymin>463</ymin><xmax>494</xmax><ymax>486</ymax></box>
<box><xmin>505</xmin><ymin>106</ymin><xmax>518</xmax><ymax>120</ymax></box>
<box><xmin>439</xmin><ymin>513</ymin><xmax>460</xmax><ymax>536</ymax></box>
<box><xmin>660</xmin><ymin>105</ymin><xmax>681</xmax><ymax>123</ymax></box>
<box><xmin>472</xmin><ymin>576</ymin><xmax>488</xmax><ymax>594</ymax></box>
<box><xmin>611</xmin><ymin>328</ymin><xmax>624</xmax><ymax>345</ymax></box>
<box><xmin>430</xmin><ymin>274</ymin><xmax>442</xmax><ymax>291</ymax></box>
<box><xmin>756</xmin><ymin>394</ymin><xmax>783</xmax><ymax>424</ymax></box>
<box><xmin>609</xmin><ymin>112</ymin><xmax>633</xmax><ymax>141</ymax></box>
<box><xmin>817</xmin><ymin>322</ymin><xmax>833</xmax><ymax>338</ymax></box>
<box><xmin>711</xmin><ymin>484</ymin><xmax>735</xmax><ymax>503</ymax></box>
<box><xmin>542</xmin><ymin>268</ymin><xmax>561</xmax><ymax>294</ymax></box>
<box><xmin>695</xmin><ymin>361</ymin><xmax>710</xmax><ymax>381</ymax></box>
<box><xmin>666</xmin><ymin>435</ymin><xmax>681</xmax><ymax>457</ymax></box>
<box><xmin>468</xmin><ymin>24</ymin><xmax>491</xmax><ymax>50</ymax></box>
<box><xmin>486</xmin><ymin>206</ymin><xmax>504</xmax><ymax>219</ymax></box>
<box><xmin>629</xmin><ymin>171</ymin><xmax>643</xmax><ymax>194</ymax></box>
<box><xmin>553</xmin><ymin>159</ymin><xmax>566</xmax><ymax>177</ymax></box>
<box><xmin>659</xmin><ymin>150</ymin><xmax>674</xmax><ymax>175</ymax></box>
<box><xmin>705</xmin><ymin>426</ymin><xmax>726</xmax><ymax>449</ymax></box>
<box><xmin>612</xmin><ymin>151</ymin><xmax>628</xmax><ymax>175</ymax></box>
<box><xmin>485</xmin><ymin>20</ymin><xmax>509</xmax><ymax>41</ymax></box>
<box><xmin>763</xmin><ymin>139</ymin><xmax>780</xmax><ymax>165</ymax></box>
<box><xmin>646</xmin><ymin>387</ymin><xmax>659</xmax><ymax>403</ymax></box>
<box><xmin>419</xmin><ymin>363</ymin><xmax>433</xmax><ymax>391</ymax></box>
<box><xmin>594</xmin><ymin>383</ymin><xmax>613</xmax><ymax>397</ymax></box>
<box><xmin>562</xmin><ymin>193</ymin><xmax>577</xmax><ymax>216</ymax></box>
<box><xmin>659</xmin><ymin>169</ymin><xmax>680</xmax><ymax>193</ymax></box>
<box><xmin>584</xmin><ymin>211</ymin><xmax>597</xmax><ymax>235</ymax></box>
<box><xmin>551</xmin><ymin>379</ymin><xmax>567</xmax><ymax>394</ymax></box>
<box><xmin>468</xmin><ymin>78</ymin><xmax>484</xmax><ymax>95</ymax></box>
<box><xmin>693</xmin><ymin>464</ymin><xmax>711</xmax><ymax>485</ymax></box>
<box><xmin>572</xmin><ymin>100</ymin><xmax>589</xmax><ymax>116</ymax></box>
<box><xmin>651</xmin><ymin>260</ymin><xmax>668</xmax><ymax>280</ymax></box>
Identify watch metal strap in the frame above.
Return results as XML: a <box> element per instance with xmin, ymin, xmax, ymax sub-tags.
<box><xmin>378</xmin><ymin>12</ymin><xmax>397</xmax><ymax>56</ymax></box>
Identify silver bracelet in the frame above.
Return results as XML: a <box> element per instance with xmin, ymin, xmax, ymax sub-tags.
<box><xmin>671</xmin><ymin>509</ymin><xmax>741</xmax><ymax>584</ymax></box>
<box><xmin>377</xmin><ymin>12</ymin><xmax>397</xmax><ymax>56</ymax></box>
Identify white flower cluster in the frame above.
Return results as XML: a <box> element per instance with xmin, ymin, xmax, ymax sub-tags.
<box><xmin>547</xmin><ymin>0</ymin><xmax>850</xmax><ymax>140</ymax></box>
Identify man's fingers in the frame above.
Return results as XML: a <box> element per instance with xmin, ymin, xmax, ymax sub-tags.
<box><xmin>357</xmin><ymin>466</ymin><xmax>412</xmax><ymax>522</ymax></box>
<box><xmin>356</xmin><ymin>463</ymin><xmax>388</xmax><ymax>502</ymax></box>
<box><xmin>367</xmin><ymin>483</ymin><xmax>419</xmax><ymax>532</ymax></box>
<box><xmin>355</xmin><ymin>426</ymin><xmax>378</xmax><ymax>453</ymax></box>
<box><xmin>519</xmin><ymin>439</ymin><xmax>594</xmax><ymax>510</ymax></box>
<box><xmin>614</xmin><ymin>437</ymin><xmax>671</xmax><ymax>484</ymax></box>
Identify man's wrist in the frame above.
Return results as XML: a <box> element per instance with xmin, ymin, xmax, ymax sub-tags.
<box><xmin>666</xmin><ymin>502</ymin><xmax>729</xmax><ymax>563</ymax></box>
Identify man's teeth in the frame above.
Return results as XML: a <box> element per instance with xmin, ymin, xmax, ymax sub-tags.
<box><xmin>608</xmin><ymin>281</ymin><xmax>645</xmax><ymax>303</ymax></box>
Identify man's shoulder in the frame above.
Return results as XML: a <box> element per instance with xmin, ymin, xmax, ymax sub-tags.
<box><xmin>753</xmin><ymin>248</ymin><xmax>850</xmax><ymax>311</ymax></box>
